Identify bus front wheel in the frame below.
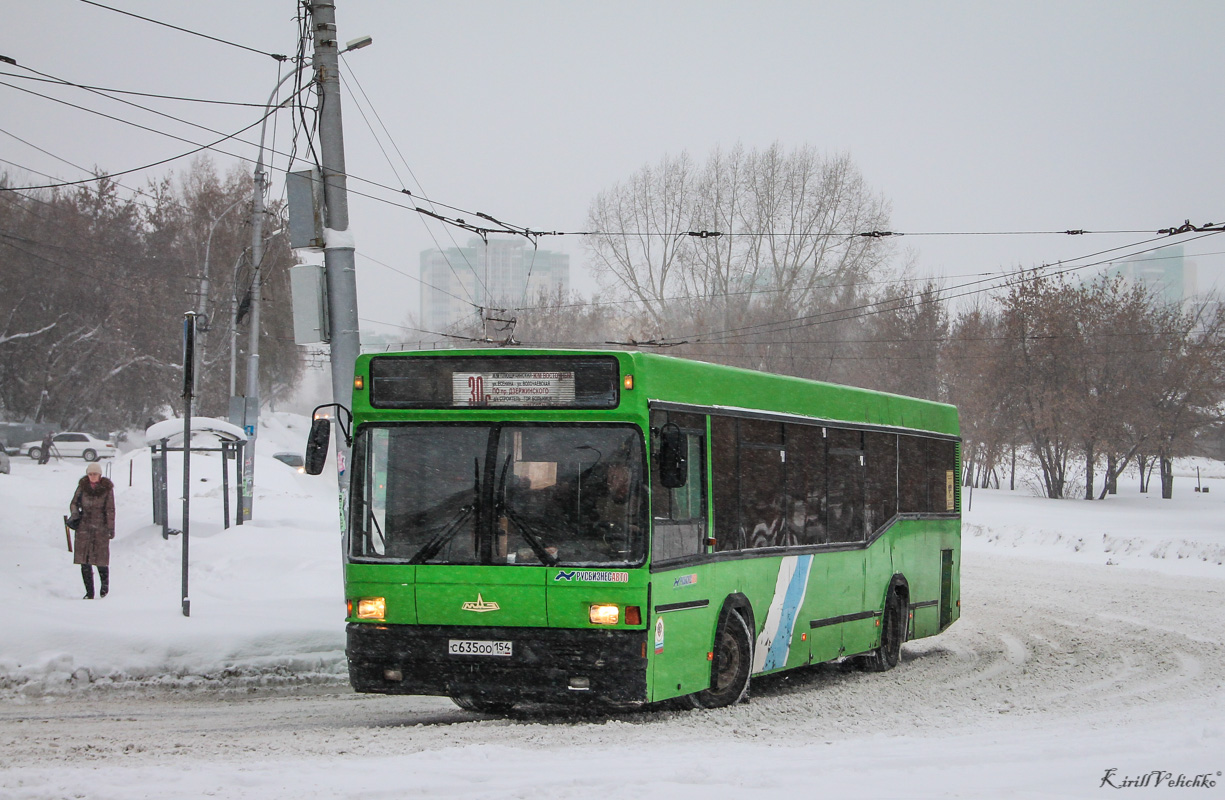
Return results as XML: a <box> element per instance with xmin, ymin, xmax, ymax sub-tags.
<box><xmin>687</xmin><ymin>610</ymin><xmax>753</xmax><ymax>709</ymax></box>
<box><xmin>867</xmin><ymin>589</ymin><xmax>905</xmax><ymax>672</ymax></box>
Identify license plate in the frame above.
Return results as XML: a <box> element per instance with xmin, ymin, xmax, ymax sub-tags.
<box><xmin>448</xmin><ymin>639</ymin><xmax>512</xmax><ymax>657</ymax></box>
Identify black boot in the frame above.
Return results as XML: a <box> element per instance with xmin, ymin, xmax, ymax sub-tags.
<box><xmin>81</xmin><ymin>565</ymin><xmax>94</xmax><ymax>599</ymax></box>
<box><xmin>99</xmin><ymin>567</ymin><xmax>109</xmax><ymax>598</ymax></box>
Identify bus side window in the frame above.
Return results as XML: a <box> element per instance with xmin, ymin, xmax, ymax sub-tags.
<box><xmin>865</xmin><ymin>432</ymin><xmax>898</xmax><ymax>535</ymax></box>
<box><xmin>711</xmin><ymin>415</ymin><xmax>739</xmax><ymax>551</ymax></box>
<box><xmin>650</xmin><ymin>411</ymin><xmax>706</xmax><ymax>562</ymax></box>
<box><xmin>898</xmin><ymin>435</ymin><xmax>928</xmax><ymax>512</ymax></box>
<box><xmin>785</xmin><ymin>423</ymin><xmax>826</xmax><ymax>544</ymax></box>
<box><xmin>928</xmin><ymin>438</ymin><xmax>958</xmax><ymax>512</ymax></box>
<box><xmin>826</xmin><ymin>427</ymin><xmax>865</xmax><ymax>543</ymax></box>
<box><xmin>738</xmin><ymin>419</ymin><xmax>786</xmax><ymax>549</ymax></box>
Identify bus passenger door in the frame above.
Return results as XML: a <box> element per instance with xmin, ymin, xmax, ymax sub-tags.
<box><xmin>648</xmin><ymin>410</ymin><xmax>713</xmax><ymax>701</ymax></box>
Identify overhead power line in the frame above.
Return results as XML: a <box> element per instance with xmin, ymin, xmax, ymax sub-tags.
<box><xmin>0</xmin><ymin>133</ymin><xmax>269</xmax><ymax>226</ymax></box>
<box><xmin>3</xmin><ymin>54</ymin><xmax>1221</xmax><ymax>294</ymax></box>
<box><xmin>668</xmin><ymin>231</ymin><xmax>1225</xmax><ymax>346</ymax></box>
<box><xmin>0</xmin><ymin>69</ymin><xmax>282</xmax><ymax>107</ymax></box>
<box><xmin>0</xmin><ymin>78</ymin><xmax>295</xmax><ymax>191</ymax></box>
<box><xmin>355</xmin><ymin>252</ymin><xmax>476</xmax><ymax>309</ymax></box>
<box><xmin>0</xmin><ymin>86</ymin><xmax>281</xmax><ymax>190</ymax></box>
<box><xmin>338</xmin><ymin>59</ymin><xmax>486</xmax><ymax>304</ymax></box>
<box><xmin>0</xmin><ymin>130</ymin><xmax>184</xmax><ymax>218</ymax></box>
<box><xmin>513</xmin><ymin>246</ymin><xmax>1225</xmax><ymax>315</ymax></box>
<box><xmin>357</xmin><ymin>317</ymin><xmax>471</xmax><ymax>342</ymax></box>
<box><xmin>76</xmin><ymin>0</ymin><xmax>287</xmax><ymax>62</ymax></box>
<box><xmin>4</xmin><ymin>56</ymin><xmax>311</xmax><ymax>168</ymax></box>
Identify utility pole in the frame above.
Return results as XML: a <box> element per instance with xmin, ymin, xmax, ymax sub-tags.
<box><xmin>232</xmin><ymin>67</ymin><xmax>302</xmax><ymax>521</ymax></box>
<box><xmin>241</xmin><ymin>112</ymin><xmax>269</xmax><ymax>524</ymax></box>
<box><xmin>310</xmin><ymin>0</ymin><xmax>361</xmax><ymax>527</ymax></box>
<box><xmin>181</xmin><ymin>312</ymin><xmax>197</xmax><ymax>618</ymax></box>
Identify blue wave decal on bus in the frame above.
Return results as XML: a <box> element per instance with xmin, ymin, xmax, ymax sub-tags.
<box><xmin>754</xmin><ymin>555</ymin><xmax>813</xmax><ymax>673</ymax></box>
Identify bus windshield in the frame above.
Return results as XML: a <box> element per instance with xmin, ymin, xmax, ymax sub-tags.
<box><xmin>350</xmin><ymin>423</ymin><xmax>647</xmax><ymax>566</ymax></box>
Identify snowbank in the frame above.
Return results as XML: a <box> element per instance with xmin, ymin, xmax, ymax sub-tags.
<box><xmin>0</xmin><ymin>412</ymin><xmax>345</xmax><ymax>697</ymax></box>
<box><xmin>964</xmin><ymin>467</ymin><xmax>1225</xmax><ymax>577</ymax></box>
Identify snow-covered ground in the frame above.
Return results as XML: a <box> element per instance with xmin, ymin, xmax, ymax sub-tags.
<box><xmin>1</xmin><ymin>418</ymin><xmax>1222</xmax><ymax>798</ymax></box>
<box><xmin>0</xmin><ymin>412</ymin><xmax>345</xmax><ymax>697</ymax></box>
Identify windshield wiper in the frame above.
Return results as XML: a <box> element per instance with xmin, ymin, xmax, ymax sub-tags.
<box><xmin>502</xmin><ymin>508</ymin><xmax>559</xmax><ymax>566</ymax></box>
<box><xmin>494</xmin><ymin>453</ymin><xmax>558</xmax><ymax>566</ymax></box>
<box><xmin>407</xmin><ymin>506</ymin><xmax>474</xmax><ymax>564</ymax></box>
<box><xmin>408</xmin><ymin>458</ymin><xmax>480</xmax><ymax>563</ymax></box>
<box><xmin>367</xmin><ymin>504</ymin><xmax>386</xmax><ymax>553</ymax></box>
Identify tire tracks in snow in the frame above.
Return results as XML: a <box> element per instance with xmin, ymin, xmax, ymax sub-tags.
<box><xmin>0</xmin><ymin>549</ymin><xmax>1223</xmax><ymax>765</ymax></box>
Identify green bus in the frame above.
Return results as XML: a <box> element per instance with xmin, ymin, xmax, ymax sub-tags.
<box><xmin>307</xmin><ymin>349</ymin><xmax>960</xmax><ymax>711</ymax></box>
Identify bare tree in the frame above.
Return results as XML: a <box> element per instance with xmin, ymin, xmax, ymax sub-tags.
<box><xmin>0</xmin><ymin>157</ymin><xmax>303</xmax><ymax>431</ymax></box>
<box><xmin>586</xmin><ymin>142</ymin><xmax>892</xmax><ymax>362</ymax></box>
<box><xmin>941</xmin><ymin>302</ymin><xmax>1014</xmax><ymax>489</ymax></box>
<box><xmin>512</xmin><ymin>285</ymin><xmax>620</xmax><ymax>347</ymax></box>
<box><xmin>860</xmin><ymin>279</ymin><xmax>949</xmax><ymax>400</ymax></box>
<box><xmin>994</xmin><ymin>270</ymin><xmax>1083</xmax><ymax>498</ymax></box>
<box><xmin>1146</xmin><ymin>299</ymin><xmax>1225</xmax><ymax>498</ymax></box>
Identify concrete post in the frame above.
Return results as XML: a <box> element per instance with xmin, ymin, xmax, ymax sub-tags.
<box><xmin>311</xmin><ymin>0</ymin><xmax>361</xmax><ymax>538</ymax></box>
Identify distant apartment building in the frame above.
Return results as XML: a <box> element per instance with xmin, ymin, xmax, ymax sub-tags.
<box><xmin>1108</xmin><ymin>245</ymin><xmax>1197</xmax><ymax>306</ymax></box>
<box><xmin>420</xmin><ymin>238</ymin><xmax>570</xmax><ymax>332</ymax></box>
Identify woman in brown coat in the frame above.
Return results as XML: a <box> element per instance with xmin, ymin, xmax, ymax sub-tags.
<box><xmin>70</xmin><ymin>462</ymin><xmax>115</xmax><ymax>599</ymax></box>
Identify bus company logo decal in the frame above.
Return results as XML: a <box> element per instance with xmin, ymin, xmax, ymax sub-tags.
<box><xmin>752</xmin><ymin>554</ymin><xmax>814</xmax><ymax>674</ymax></box>
<box><xmin>553</xmin><ymin>570</ymin><xmax>630</xmax><ymax>583</ymax></box>
<box><xmin>654</xmin><ymin>618</ymin><xmax>665</xmax><ymax>654</ymax></box>
<box><xmin>672</xmin><ymin>574</ymin><xmax>698</xmax><ymax>588</ymax></box>
<box><xmin>461</xmin><ymin>593</ymin><xmax>500</xmax><ymax>613</ymax></box>
<box><xmin>1099</xmin><ymin>769</ymin><xmax>1219</xmax><ymax>789</ymax></box>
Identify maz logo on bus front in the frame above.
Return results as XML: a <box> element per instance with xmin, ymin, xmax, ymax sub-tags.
<box><xmin>460</xmin><ymin>593</ymin><xmax>500</xmax><ymax>612</ymax></box>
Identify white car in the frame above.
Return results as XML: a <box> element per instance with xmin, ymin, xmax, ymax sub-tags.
<box><xmin>22</xmin><ymin>432</ymin><xmax>116</xmax><ymax>462</ymax></box>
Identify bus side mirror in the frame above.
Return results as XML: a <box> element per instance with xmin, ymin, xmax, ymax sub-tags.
<box><xmin>659</xmin><ymin>423</ymin><xmax>687</xmax><ymax>489</ymax></box>
<box><xmin>304</xmin><ymin>418</ymin><xmax>331</xmax><ymax>475</ymax></box>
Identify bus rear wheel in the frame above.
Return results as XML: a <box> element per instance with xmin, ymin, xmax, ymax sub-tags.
<box><xmin>687</xmin><ymin>610</ymin><xmax>753</xmax><ymax>709</ymax></box>
<box><xmin>868</xmin><ymin>590</ymin><xmax>905</xmax><ymax>672</ymax></box>
<box><xmin>450</xmin><ymin>694</ymin><xmax>515</xmax><ymax>714</ymax></box>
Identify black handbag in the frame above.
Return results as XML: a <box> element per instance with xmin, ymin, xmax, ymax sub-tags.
<box><xmin>66</xmin><ymin>506</ymin><xmax>82</xmax><ymax>530</ymax></box>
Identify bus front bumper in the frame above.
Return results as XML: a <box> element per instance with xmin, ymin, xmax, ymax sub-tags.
<box><xmin>347</xmin><ymin>623</ymin><xmax>649</xmax><ymax>705</ymax></box>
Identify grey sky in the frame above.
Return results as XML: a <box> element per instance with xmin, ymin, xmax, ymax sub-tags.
<box><xmin>5</xmin><ymin>1</ymin><xmax>1224</xmax><ymax>340</ymax></box>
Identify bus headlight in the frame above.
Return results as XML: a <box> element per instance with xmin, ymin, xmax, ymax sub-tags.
<box><xmin>355</xmin><ymin>597</ymin><xmax>386</xmax><ymax>620</ymax></box>
<box><xmin>589</xmin><ymin>604</ymin><xmax>619</xmax><ymax>625</ymax></box>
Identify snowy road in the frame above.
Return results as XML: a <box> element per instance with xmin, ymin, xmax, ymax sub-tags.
<box><xmin>2</xmin><ymin>548</ymin><xmax>1222</xmax><ymax>799</ymax></box>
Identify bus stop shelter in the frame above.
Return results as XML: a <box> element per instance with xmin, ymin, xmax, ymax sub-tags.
<box><xmin>146</xmin><ymin>417</ymin><xmax>248</xmax><ymax>537</ymax></box>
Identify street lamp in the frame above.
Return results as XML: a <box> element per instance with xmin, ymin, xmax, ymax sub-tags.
<box><xmin>197</xmin><ymin>195</ymin><xmax>244</xmax><ymax>326</ymax></box>
<box><xmin>244</xmin><ymin>35</ymin><xmax>373</xmax><ymax>407</ymax></box>
<box><xmin>233</xmin><ymin>31</ymin><xmax>372</xmax><ymax>521</ymax></box>
<box><xmin>231</xmin><ymin>67</ymin><xmax>302</xmax><ymax>523</ymax></box>
<box><xmin>195</xmin><ymin>195</ymin><xmax>244</xmax><ymax>387</ymax></box>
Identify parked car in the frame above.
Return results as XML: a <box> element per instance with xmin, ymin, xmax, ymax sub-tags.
<box><xmin>0</xmin><ymin>448</ymin><xmax>9</xmax><ymax>474</ymax></box>
<box><xmin>272</xmin><ymin>451</ymin><xmax>305</xmax><ymax>472</ymax></box>
<box><xmin>21</xmin><ymin>432</ymin><xmax>116</xmax><ymax>462</ymax></box>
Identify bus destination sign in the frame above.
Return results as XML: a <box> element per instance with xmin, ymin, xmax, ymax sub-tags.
<box><xmin>453</xmin><ymin>371</ymin><xmax>577</xmax><ymax>407</ymax></box>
